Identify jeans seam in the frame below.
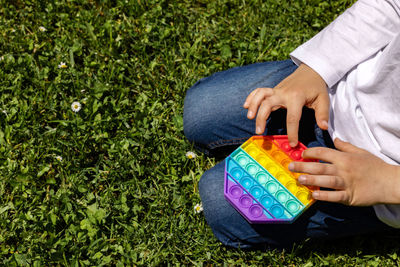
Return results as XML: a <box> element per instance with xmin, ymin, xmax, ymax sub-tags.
<box><xmin>206</xmin><ymin>137</ymin><xmax>249</xmax><ymax>150</ymax></box>
<box><xmin>221</xmin><ymin>233</ymin><xmax>268</xmax><ymax>249</ymax></box>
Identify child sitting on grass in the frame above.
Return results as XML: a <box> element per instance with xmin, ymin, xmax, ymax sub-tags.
<box><xmin>183</xmin><ymin>0</ymin><xmax>400</xmax><ymax>248</ymax></box>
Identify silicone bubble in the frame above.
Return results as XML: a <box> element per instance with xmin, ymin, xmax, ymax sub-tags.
<box><xmin>250</xmin><ymin>186</ymin><xmax>263</xmax><ymax>199</ymax></box>
<box><xmin>246</xmin><ymin>145</ymin><xmax>259</xmax><ymax>157</ymax></box>
<box><xmin>286</xmin><ymin>180</ymin><xmax>297</xmax><ymax>192</ymax></box>
<box><xmin>239</xmin><ymin>195</ymin><xmax>253</xmax><ymax>208</ymax></box>
<box><xmin>276</xmin><ymin>172</ymin><xmax>289</xmax><ymax>184</ymax></box>
<box><xmin>229</xmin><ymin>185</ymin><xmax>243</xmax><ymax>199</ymax></box>
<box><xmin>246</xmin><ymin>163</ymin><xmax>258</xmax><ymax>175</ymax></box>
<box><xmin>291</xmin><ymin>150</ymin><xmax>302</xmax><ymax>160</ymax></box>
<box><xmin>270</xmin><ymin>205</ymin><xmax>284</xmax><ymax>218</ymax></box>
<box><xmin>266</xmin><ymin>181</ymin><xmax>278</xmax><ymax>194</ymax></box>
<box><xmin>271</xmin><ymin>151</ymin><xmax>286</xmax><ymax>162</ymax></box>
<box><xmin>236</xmin><ymin>154</ymin><xmax>249</xmax><ymax>166</ymax></box>
<box><xmin>240</xmin><ymin>176</ymin><xmax>253</xmax><ymax>189</ymax></box>
<box><xmin>286</xmin><ymin>200</ymin><xmax>300</xmax><ymax>213</ymax></box>
<box><xmin>255</xmin><ymin>172</ymin><xmax>268</xmax><ymax>184</ymax></box>
<box><xmin>260</xmin><ymin>195</ymin><xmax>273</xmax><ymax>208</ymax></box>
<box><xmin>230</xmin><ymin>167</ymin><xmax>243</xmax><ymax>180</ymax></box>
<box><xmin>255</xmin><ymin>155</ymin><xmax>268</xmax><ymax>167</ymax></box>
<box><xmin>281</xmin><ymin>142</ymin><xmax>292</xmax><ymax>152</ymax></box>
<box><xmin>296</xmin><ymin>190</ymin><xmax>310</xmax><ymax>203</ymax></box>
<box><xmin>265</xmin><ymin>164</ymin><xmax>278</xmax><ymax>175</ymax></box>
<box><xmin>276</xmin><ymin>190</ymin><xmax>289</xmax><ymax>204</ymax></box>
<box><xmin>281</xmin><ymin>159</ymin><xmax>291</xmax><ymax>169</ymax></box>
<box><xmin>249</xmin><ymin>205</ymin><xmax>263</xmax><ymax>218</ymax></box>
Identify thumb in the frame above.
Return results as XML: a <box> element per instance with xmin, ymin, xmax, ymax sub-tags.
<box><xmin>334</xmin><ymin>138</ymin><xmax>364</xmax><ymax>153</ymax></box>
<box><xmin>313</xmin><ymin>94</ymin><xmax>330</xmax><ymax>130</ymax></box>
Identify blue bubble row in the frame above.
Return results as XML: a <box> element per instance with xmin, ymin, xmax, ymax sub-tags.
<box><xmin>227</xmin><ymin>175</ymin><xmax>274</xmax><ymax>219</ymax></box>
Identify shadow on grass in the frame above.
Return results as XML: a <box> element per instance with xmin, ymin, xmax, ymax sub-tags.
<box><xmin>295</xmin><ymin>231</ymin><xmax>400</xmax><ymax>257</ymax></box>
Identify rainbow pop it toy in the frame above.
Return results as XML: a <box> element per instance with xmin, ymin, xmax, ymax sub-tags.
<box><xmin>224</xmin><ymin>135</ymin><xmax>317</xmax><ymax>223</ymax></box>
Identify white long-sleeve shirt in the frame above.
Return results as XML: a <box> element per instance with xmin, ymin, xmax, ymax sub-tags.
<box><xmin>290</xmin><ymin>0</ymin><xmax>400</xmax><ymax>228</ymax></box>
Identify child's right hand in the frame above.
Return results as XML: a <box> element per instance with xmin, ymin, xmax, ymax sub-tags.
<box><xmin>290</xmin><ymin>138</ymin><xmax>400</xmax><ymax>206</ymax></box>
<box><xmin>243</xmin><ymin>63</ymin><xmax>330</xmax><ymax>147</ymax></box>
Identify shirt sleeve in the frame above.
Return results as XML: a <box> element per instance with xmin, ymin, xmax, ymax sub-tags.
<box><xmin>290</xmin><ymin>0</ymin><xmax>400</xmax><ymax>88</ymax></box>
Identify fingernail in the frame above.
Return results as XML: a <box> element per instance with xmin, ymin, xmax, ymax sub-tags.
<box><xmin>247</xmin><ymin>111</ymin><xmax>253</xmax><ymax>118</ymax></box>
<box><xmin>256</xmin><ymin>127</ymin><xmax>262</xmax><ymax>134</ymax></box>
<box><xmin>243</xmin><ymin>101</ymin><xmax>248</xmax><ymax>107</ymax></box>
<box><xmin>298</xmin><ymin>175</ymin><xmax>306</xmax><ymax>184</ymax></box>
<box><xmin>290</xmin><ymin>141</ymin><xmax>297</xmax><ymax>147</ymax></box>
<box><xmin>322</xmin><ymin>120</ymin><xmax>328</xmax><ymax>129</ymax></box>
<box><xmin>288</xmin><ymin>162</ymin><xmax>294</xmax><ymax>171</ymax></box>
<box><xmin>312</xmin><ymin>191</ymin><xmax>320</xmax><ymax>199</ymax></box>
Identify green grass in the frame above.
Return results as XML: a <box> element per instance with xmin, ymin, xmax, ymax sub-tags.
<box><xmin>0</xmin><ymin>0</ymin><xmax>399</xmax><ymax>265</ymax></box>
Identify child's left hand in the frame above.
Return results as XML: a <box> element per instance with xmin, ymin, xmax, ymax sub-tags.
<box><xmin>288</xmin><ymin>138</ymin><xmax>400</xmax><ymax>206</ymax></box>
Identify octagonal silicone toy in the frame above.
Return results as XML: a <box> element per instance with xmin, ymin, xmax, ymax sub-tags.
<box><xmin>224</xmin><ymin>135</ymin><xmax>318</xmax><ymax>223</ymax></box>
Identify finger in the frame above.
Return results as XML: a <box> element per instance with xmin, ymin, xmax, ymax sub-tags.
<box><xmin>289</xmin><ymin>161</ymin><xmax>336</xmax><ymax>175</ymax></box>
<box><xmin>243</xmin><ymin>89</ymin><xmax>259</xmax><ymax>108</ymax></box>
<box><xmin>313</xmin><ymin>95</ymin><xmax>330</xmax><ymax>130</ymax></box>
<box><xmin>286</xmin><ymin>101</ymin><xmax>303</xmax><ymax>147</ymax></box>
<box><xmin>246</xmin><ymin>88</ymin><xmax>274</xmax><ymax>119</ymax></box>
<box><xmin>298</xmin><ymin>175</ymin><xmax>345</xmax><ymax>189</ymax></box>
<box><xmin>302</xmin><ymin>147</ymin><xmax>341</xmax><ymax>163</ymax></box>
<box><xmin>333</xmin><ymin>138</ymin><xmax>365</xmax><ymax>154</ymax></box>
<box><xmin>312</xmin><ymin>190</ymin><xmax>349</xmax><ymax>204</ymax></box>
<box><xmin>255</xmin><ymin>100</ymin><xmax>273</xmax><ymax>134</ymax></box>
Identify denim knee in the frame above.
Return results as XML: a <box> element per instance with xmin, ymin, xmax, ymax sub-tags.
<box><xmin>199</xmin><ymin>161</ymin><xmax>268</xmax><ymax>248</ymax></box>
<box><xmin>183</xmin><ymin>79</ymin><xmax>254</xmax><ymax>152</ymax></box>
<box><xmin>198</xmin><ymin>164</ymin><xmax>241</xmax><ymax>247</ymax></box>
<box><xmin>183</xmin><ymin>79</ymin><xmax>212</xmax><ymax>145</ymax></box>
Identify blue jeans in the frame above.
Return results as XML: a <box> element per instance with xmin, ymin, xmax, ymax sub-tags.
<box><xmin>183</xmin><ymin>60</ymin><xmax>393</xmax><ymax>249</ymax></box>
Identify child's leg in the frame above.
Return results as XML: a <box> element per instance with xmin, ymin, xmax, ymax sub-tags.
<box><xmin>183</xmin><ymin>60</ymin><xmax>392</xmax><ymax>248</ymax></box>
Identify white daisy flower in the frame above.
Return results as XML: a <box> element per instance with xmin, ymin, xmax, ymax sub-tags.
<box><xmin>186</xmin><ymin>151</ymin><xmax>197</xmax><ymax>159</ymax></box>
<box><xmin>194</xmin><ymin>203</ymin><xmax>203</xmax><ymax>213</ymax></box>
<box><xmin>55</xmin><ymin>155</ymin><xmax>63</xmax><ymax>161</ymax></box>
<box><xmin>39</xmin><ymin>26</ymin><xmax>46</xmax><ymax>32</ymax></box>
<box><xmin>71</xmin><ymin>101</ymin><xmax>82</xmax><ymax>113</ymax></box>
<box><xmin>58</xmin><ymin>62</ymin><xmax>67</xmax><ymax>69</ymax></box>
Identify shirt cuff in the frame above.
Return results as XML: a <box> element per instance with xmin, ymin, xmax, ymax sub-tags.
<box><xmin>290</xmin><ymin>46</ymin><xmax>343</xmax><ymax>88</ymax></box>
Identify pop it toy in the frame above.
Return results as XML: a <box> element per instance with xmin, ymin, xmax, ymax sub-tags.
<box><xmin>224</xmin><ymin>135</ymin><xmax>318</xmax><ymax>223</ymax></box>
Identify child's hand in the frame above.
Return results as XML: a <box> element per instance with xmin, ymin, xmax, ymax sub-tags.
<box><xmin>289</xmin><ymin>138</ymin><xmax>400</xmax><ymax>206</ymax></box>
<box><xmin>243</xmin><ymin>63</ymin><xmax>329</xmax><ymax>147</ymax></box>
